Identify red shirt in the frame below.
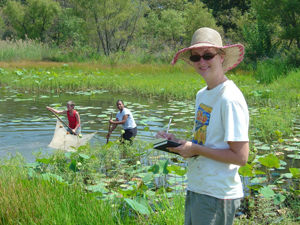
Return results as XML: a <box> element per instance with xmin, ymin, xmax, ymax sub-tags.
<box><xmin>67</xmin><ymin>110</ymin><xmax>79</xmax><ymax>129</ymax></box>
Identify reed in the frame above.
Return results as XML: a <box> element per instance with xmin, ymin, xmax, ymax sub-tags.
<box><xmin>0</xmin><ymin>174</ymin><xmax>123</xmax><ymax>224</ymax></box>
<box><xmin>0</xmin><ymin>38</ymin><xmax>60</xmax><ymax>62</ymax></box>
<box><xmin>0</xmin><ymin>38</ymin><xmax>174</xmax><ymax>64</ymax></box>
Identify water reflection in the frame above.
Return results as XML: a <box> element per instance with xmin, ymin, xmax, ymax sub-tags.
<box><xmin>0</xmin><ymin>90</ymin><xmax>194</xmax><ymax>162</ymax></box>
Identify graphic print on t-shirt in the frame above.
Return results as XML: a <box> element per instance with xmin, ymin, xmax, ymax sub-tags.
<box><xmin>192</xmin><ymin>103</ymin><xmax>212</xmax><ymax>145</ymax></box>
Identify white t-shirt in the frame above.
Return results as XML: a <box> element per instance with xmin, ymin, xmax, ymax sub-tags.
<box><xmin>188</xmin><ymin>80</ymin><xmax>249</xmax><ymax>199</ymax></box>
<box><xmin>116</xmin><ymin>108</ymin><xmax>137</xmax><ymax>130</ymax></box>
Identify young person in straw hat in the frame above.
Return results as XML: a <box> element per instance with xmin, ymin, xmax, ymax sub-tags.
<box><xmin>156</xmin><ymin>27</ymin><xmax>249</xmax><ymax>225</ymax></box>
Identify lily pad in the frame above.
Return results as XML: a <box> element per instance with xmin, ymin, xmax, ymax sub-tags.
<box><xmin>287</xmin><ymin>155</ymin><xmax>300</xmax><ymax>159</ymax></box>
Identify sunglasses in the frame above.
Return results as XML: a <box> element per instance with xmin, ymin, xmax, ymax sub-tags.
<box><xmin>189</xmin><ymin>52</ymin><xmax>219</xmax><ymax>62</ymax></box>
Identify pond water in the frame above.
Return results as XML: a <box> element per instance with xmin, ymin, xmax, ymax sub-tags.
<box><xmin>1</xmin><ymin>89</ymin><xmax>299</xmax><ymax>174</ymax></box>
<box><xmin>0</xmin><ymin>89</ymin><xmax>194</xmax><ymax>162</ymax></box>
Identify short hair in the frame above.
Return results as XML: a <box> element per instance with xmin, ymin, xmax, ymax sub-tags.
<box><xmin>116</xmin><ymin>100</ymin><xmax>125</xmax><ymax>107</ymax></box>
<box><xmin>67</xmin><ymin>101</ymin><xmax>75</xmax><ymax>107</ymax></box>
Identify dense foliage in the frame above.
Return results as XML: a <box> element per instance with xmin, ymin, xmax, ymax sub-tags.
<box><xmin>0</xmin><ymin>0</ymin><xmax>299</xmax><ymax>70</ymax></box>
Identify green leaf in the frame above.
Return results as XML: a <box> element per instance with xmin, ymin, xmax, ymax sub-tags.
<box><xmin>36</xmin><ymin>157</ymin><xmax>54</xmax><ymax>164</ymax></box>
<box><xmin>142</xmin><ymin>172</ymin><xmax>153</xmax><ymax>183</ymax></box>
<box><xmin>119</xmin><ymin>187</ymin><xmax>135</xmax><ymax>198</ymax></box>
<box><xmin>86</xmin><ymin>185</ymin><xmax>108</xmax><ymax>194</ymax></box>
<box><xmin>258</xmin><ymin>154</ymin><xmax>280</xmax><ymax>168</ymax></box>
<box><xmin>255</xmin><ymin>170</ymin><xmax>266</xmax><ymax>175</ymax></box>
<box><xmin>247</xmin><ymin>184</ymin><xmax>263</xmax><ymax>191</ymax></box>
<box><xmin>24</xmin><ymin>162</ymin><xmax>42</xmax><ymax>168</ymax></box>
<box><xmin>287</xmin><ymin>154</ymin><xmax>300</xmax><ymax>159</ymax></box>
<box><xmin>27</xmin><ymin>168</ymin><xmax>35</xmax><ymax>178</ymax></box>
<box><xmin>65</xmin><ymin>152</ymin><xmax>74</xmax><ymax>158</ymax></box>
<box><xmin>69</xmin><ymin>159</ymin><xmax>78</xmax><ymax>172</ymax></box>
<box><xmin>41</xmin><ymin>173</ymin><xmax>64</xmax><ymax>183</ymax></box>
<box><xmin>140</xmin><ymin>120</ymin><xmax>148</xmax><ymax>126</ymax></box>
<box><xmin>174</xmin><ymin>169</ymin><xmax>188</xmax><ymax>176</ymax></box>
<box><xmin>238</xmin><ymin>163</ymin><xmax>254</xmax><ymax>177</ymax></box>
<box><xmin>282</xmin><ymin>173</ymin><xmax>293</xmax><ymax>179</ymax></box>
<box><xmin>79</xmin><ymin>153</ymin><xmax>90</xmax><ymax>159</ymax></box>
<box><xmin>148</xmin><ymin>164</ymin><xmax>159</xmax><ymax>174</ymax></box>
<box><xmin>124</xmin><ymin>198</ymin><xmax>151</xmax><ymax>215</ymax></box>
<box><xmin>159</xmin><ymin>160</ymin><xmax>169</xmax><ymax>175</ymax></box>
<box><xmin>259</xmin><ymin>186</ymin><xmax>275</xmax><ymax>199</ymax></box>
<box><xmin>167</xmin><ymin>165</ymin><xmax>187</xmax><ymax>176</ymax></box>
<box><xmin>273</xmin><ymin>193</ymin><xmax>286</xmax><ymax>205</ymax></box>
<box><xmin>289</xmin><ymin>168</ymin><xmax>300</xmax><ymax>178</ymax></box>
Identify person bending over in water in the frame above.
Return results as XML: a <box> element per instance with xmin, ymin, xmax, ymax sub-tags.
<box><xmin>107</xmin><ymin>100</ymin><xmax>137</xmax><ymax>144</ymax></box>
<box><xmin>46</xmin><ymin>100</ymin><xmax>81</xmax><ymax>135</ymax></box>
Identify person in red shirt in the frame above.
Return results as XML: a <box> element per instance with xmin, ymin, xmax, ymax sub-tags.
<box><xmin>46</xmin><ymin>101</ymin><xmax>81</xmax><ymax>135</ymax></box>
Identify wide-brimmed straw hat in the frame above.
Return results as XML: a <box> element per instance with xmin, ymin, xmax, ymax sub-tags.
<box><xmin>172</xmin><ymin>27</ymin><xmax>244</xmax><ymax>72</ymax></box>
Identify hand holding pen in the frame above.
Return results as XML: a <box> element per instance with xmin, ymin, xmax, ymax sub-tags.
<box><xmin>155</xmin><ymin>117</ymin><xmax>179</xmax><ymax>142</ymax></box>
<box><xmin>166</xmin><ymin>117</ymin><xmax>172</xmax><ymax>134</ymax></box>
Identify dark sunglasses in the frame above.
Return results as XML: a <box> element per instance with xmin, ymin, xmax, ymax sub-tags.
<box><xmin>189</xmin><ymin>52</ymin><xmax>219</xmax><ymax>62</ymax></box>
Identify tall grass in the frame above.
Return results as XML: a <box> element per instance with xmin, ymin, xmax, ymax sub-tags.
<box><xmin>0</xmin><ymin>38</ymin><xmax>60</xmax><ymax>62</ymax></box>
<box><xmin>254</xmin><ymin>57</ymin><xmax>289</xmax><ymax>84</ymax></box>
<box><xmin>0</xmin><ymin>175</ymin><xmax>121</xmax><ymax>224</ymax></box>
<box><xmin>0</xmin><ymin>37</ymin><xmax>176</xmax><ymax>65</ymax></box>
<box><xmin>0</xmin><ymin>146</ymin><xmax>186</xmax><ymax>225</ymax></box>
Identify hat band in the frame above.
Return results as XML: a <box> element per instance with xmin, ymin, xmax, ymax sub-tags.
<box><xmin>191</xmin><ymin>41</ymin><xmax>222</xmax><ymax>47</ymax></box>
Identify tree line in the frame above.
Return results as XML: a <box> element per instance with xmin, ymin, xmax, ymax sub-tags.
<box><xmin>0</xmin><ymin>0</ymin><xmax>299</xmax><ymax>66</ymax></box>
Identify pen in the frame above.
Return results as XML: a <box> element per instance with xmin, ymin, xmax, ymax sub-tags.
<box><xmin>166</xmin><ymin>117</ymin><xmax>172</xmax><ymax>134</ymax></box>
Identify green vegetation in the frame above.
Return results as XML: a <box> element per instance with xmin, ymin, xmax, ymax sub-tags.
<box><xmin>0</xmin><ymin>0</ymin><xmax>299</xmax><ymax>223</ymax></box>
<box><xmin>0</xmin><ymin>60</ymin><xmax>300</xmax><ymax>224</ymax></box>
<box><xmin>0</xmin><ymin>61</ymin><xmax>299</xmax><ymax>142</ymax></box>
<box><xmin>0</xmin><ymin>0</ymin><xmax>300</xmax><ymax>221</ymax></box>
<box><xmin>0</xmin><ymin>142</ymin><xmax>187</xmax><ymax>224</ymax></box>
<box><xmin>1</xmin><ymin>131</ymin><xmax>299</xmax><ymax>224</ymax></box>
<box><xmin>0</xmin><ymin>0</ymin><xmax>299</xmax><ymax>72</ymax></box>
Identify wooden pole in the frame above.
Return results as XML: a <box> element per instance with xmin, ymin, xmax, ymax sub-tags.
<box><xmin>107</xmin><ymin>112</ymin><xmax>113</xmax><ymax>144</ymax></box>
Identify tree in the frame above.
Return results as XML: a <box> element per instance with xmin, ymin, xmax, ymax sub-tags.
<box><xmin>3</xmin><ymin>0</ymin><xmax>61</xmax><ymax>41</ymax></box>
<box><xmin>146</xmin><ymin>0</ymin><xmax>188</xmax><ymax>13</ymax></box>
<box><xmin>145</xmin><ymin>9</ymin><xmax>185</xmax><ymax>43</ymax></box>
<box><xmin>225</xmin><ymin>8</ymin><xmax>274</xmax><ymax>61</ymax></box>
<box><xmin>201</xmin><ymin>0</ymin><xmax>251</xmax><ymax>32</ymax></box>
<box><xmin>72</xmin><ymin>0</ymin><xmax>146</xmax><ymax>56</ymax></box>
<box><xmin>184</xmin><ymin>0</ymin><xmax>220</xmax><ymax>45</ymax></box>
<box><xmin>252</xmin><ymin>0</ymin><xmax>300</xmax><ymax>49</ymax></box>
<box><xmin>47</xmin><ymin>8</ymin><xmax>85</xmax><ymax>47</ymax></box>
<box><xmin>159</xmin><ymin>9</ymin><xmax>185</xmax><ymax>42</ymax></box>
<box><xmin>144</xmin><ymin>0</ymin><xmax>219</xmax><ymax>50</ymax></box>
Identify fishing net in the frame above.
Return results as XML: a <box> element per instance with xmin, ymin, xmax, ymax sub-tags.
<box><xmin>48</xmin><ymin>119</ymin><xmax>97</xmax><ymax>151</ymax></box>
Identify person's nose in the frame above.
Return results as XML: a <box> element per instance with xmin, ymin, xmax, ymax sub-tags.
<box><xmin>197</xmin><ymin>57</ymin><xmax>207</xmax><ymax>65</ymax></box>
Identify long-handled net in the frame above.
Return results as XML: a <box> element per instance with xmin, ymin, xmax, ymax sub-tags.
<box><xmin>48</xmin><ymin>119</ymin><xmax>97</xmax><ymax>151</ymax></box>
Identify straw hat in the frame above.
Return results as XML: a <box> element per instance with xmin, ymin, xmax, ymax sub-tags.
<box><xmin>172</xmin><ymin>27</ymin><xmax>244</xmax><ymax>72</ymax></box>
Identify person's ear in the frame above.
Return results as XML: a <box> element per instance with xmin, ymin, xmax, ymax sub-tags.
<box><xmin>220</xmin><ymin>52</ymin><xmax>225</xmax><ymax>64</ymax></box>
